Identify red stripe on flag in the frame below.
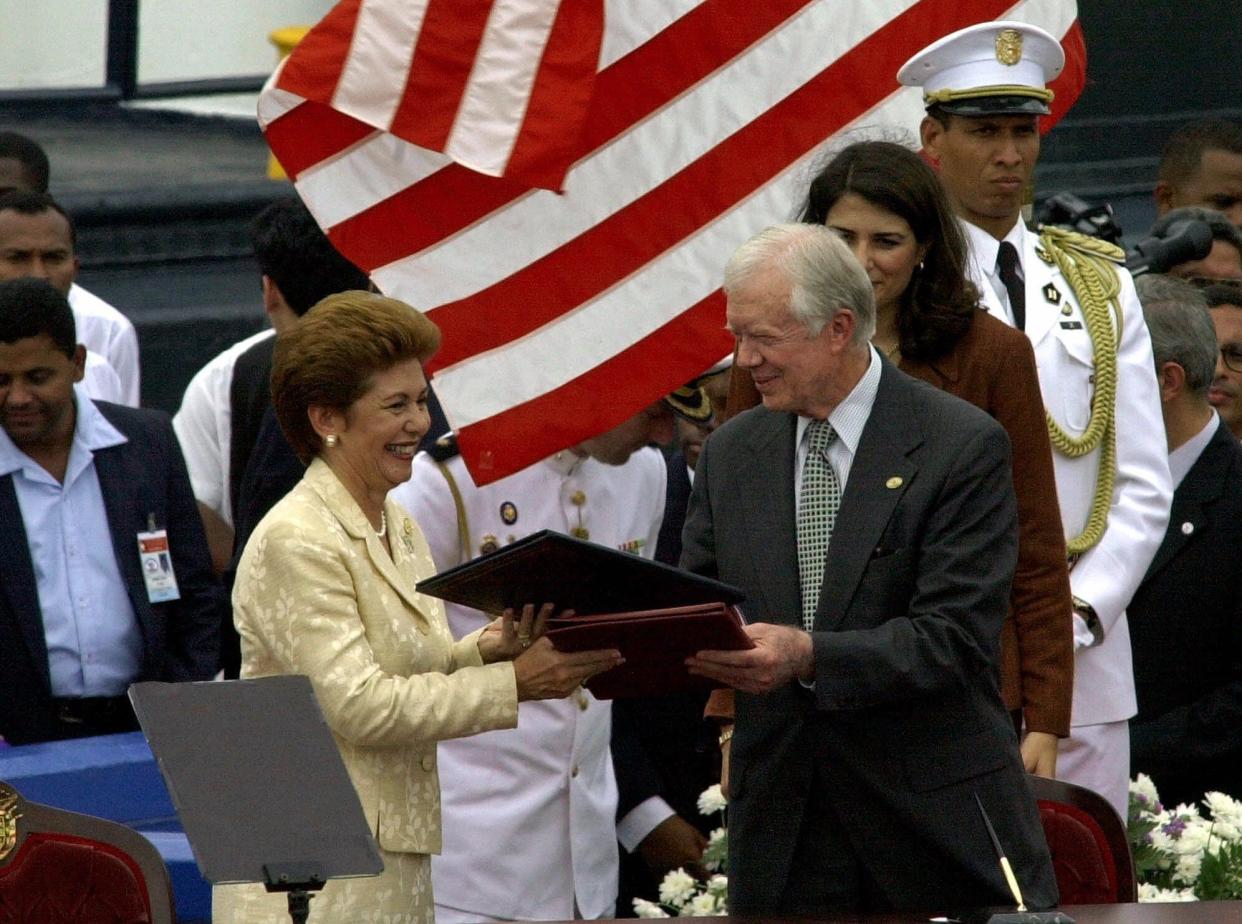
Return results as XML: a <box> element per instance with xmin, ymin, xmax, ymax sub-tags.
<box><xmin>425</xmin><ymin>0</ymin><xmax>1014</xmax><ymax>372</ymax></box>
<box><xmin>324</xmin><ymin>0</ymin><xmax>818</xmax><ymax>270</ymax></box>
<box><xmin>504</xmin><ymin>0</ymin><xmax>605</xmax><ymax>190</ymax></box>
<box><xmin>1046</xmin><ymin>19</ymin><xmax>1087</xmax><ymax>130</ymax></box>
<box><xmin>389</xmin><ymin>0</ymin><xmax>492</xmax><ymax>150</ymax></box>
<box><xmin>265</xmin><ymin>102</ymin><xmax>376</xmax><ymax>180</ymax></box>
<box><xmin>274</xmin><ymin>0</ymin><xmax>363</xmax><ymax>104</ymax></box>
<box><xmin>454</xmin><ymin>292</ymin><xmax>734</xmax><ymax>484</ymax></box>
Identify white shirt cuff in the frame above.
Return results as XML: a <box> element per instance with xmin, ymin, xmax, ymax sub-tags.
<box><xmin>616</xmin><ymin>796</ymin><xmax>675</xmax><ymax>853</ymax></box>
<box><xmin>1071</xmin><ymin>612</ymin><xmax>1096</xmax><ymax>650</ymax></box>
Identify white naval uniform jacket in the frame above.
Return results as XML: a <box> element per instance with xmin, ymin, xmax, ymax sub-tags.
<box><xmin>964</xmin><ymin>219</ymin><xmax>1172</xmax><ymax>728</ymax></box>
<box><xmin>392</xmin><ymin>446</ymin><xmax>667</xmax><ymax>921</ymax></box>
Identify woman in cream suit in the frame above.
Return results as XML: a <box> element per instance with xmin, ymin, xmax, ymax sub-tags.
<box><xmin>212</xmin><ymin>292</ymin><xmax>623</xmax><ymax>924</ymax></box>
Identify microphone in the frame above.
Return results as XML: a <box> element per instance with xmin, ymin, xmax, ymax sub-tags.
<box><xmin>1125</xmin><ymin>219</ymin><xmax>1213</xmax><ymax>277</ymax></box>
<box><xmin>973</xmin><ymin>792</ymin><xmax>1076</xmax><ymax>924</ymax></box>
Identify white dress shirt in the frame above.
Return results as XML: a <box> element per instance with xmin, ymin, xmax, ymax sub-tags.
<box><xmin>0</xmin><ymin>386</ymin><xmax>140</xmax><ymax>696</ymax></box>
<box><xmin>69</xmin><ymin>283</ymin><xmax>141</xmax><ymax>407</ymax></box>
<box><xmin>794</xmin><ymin>345</ymin><xmax>882</xmax><ymax>501</ymax></box>
<box><xmin>1169</xmin><ymin>412</ymin><xmax>1220</xmax><ymax>489</ymax></box>
<box><xmin>173</xmin><ymin>328</ymin><xmax>275</xmax><ymax>526</ymax></box>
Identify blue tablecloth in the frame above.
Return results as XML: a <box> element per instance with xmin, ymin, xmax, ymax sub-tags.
<box><xmin>0</xmin><ymin>732</ymin><xmax>211</xmax><ymax>922</ymax></box>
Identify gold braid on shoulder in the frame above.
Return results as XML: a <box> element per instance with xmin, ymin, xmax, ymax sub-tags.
<box><xmin>1037</xmin><ymin>226</ymin><xmax>1125</xmax><ymax>558</ymax></box>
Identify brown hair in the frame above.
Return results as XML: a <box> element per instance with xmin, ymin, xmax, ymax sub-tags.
<box><xmin>799</xmin><ymin>140</ymin><xmax>979</xmax><ymax>361</ymax></box>
<box><xmin>271</xmin><ymin>290</ymin><xmax>441</xmax><ymax>463</ymax></box>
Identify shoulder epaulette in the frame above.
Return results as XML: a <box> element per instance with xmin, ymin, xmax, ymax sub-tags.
<box><xmin>425</xmin><ymin>431</ymin><xmax>460</xmax><ymax>463</ymax></box>
<box><xmin>1039</xmin><ymin>226</ymin><xmax>1125</xmax><ymax>264</ymax></box>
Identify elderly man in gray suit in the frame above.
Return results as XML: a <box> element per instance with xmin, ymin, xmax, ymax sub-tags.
<box><xmin>685</xmin><ymin>224</ymin><xmax>1056</xmax><ymax>916</ymax></box>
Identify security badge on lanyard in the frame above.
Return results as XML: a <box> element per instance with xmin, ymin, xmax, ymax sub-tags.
<box><xmin>137</xmin><ymin>514</ymin><xmax>181</xmax><ymax>603</ymax></box>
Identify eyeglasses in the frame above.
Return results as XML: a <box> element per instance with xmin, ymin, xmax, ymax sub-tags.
<box><xmin>1222</xmin><ymin>346</ymin><xmax>1242</xmax><ymax>373</ymax></box>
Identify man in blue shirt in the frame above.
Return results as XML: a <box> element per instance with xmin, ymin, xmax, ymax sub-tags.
<box><xmin>0</xmin><ymin>277</ymin><xmax>220</xmax><ymax>744</ymax></box>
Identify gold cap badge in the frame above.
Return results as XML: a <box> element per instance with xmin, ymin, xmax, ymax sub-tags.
<box><xmin>995</xmin><ymin>29</ymin><xmax>1023</xmax><ymax>66</ymax></box>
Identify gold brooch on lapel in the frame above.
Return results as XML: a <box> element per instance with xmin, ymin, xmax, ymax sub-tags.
<box><xmin>885</xmin><ymin>476</ymin><xmax>903</xmax><ymax>490</ymax></box>
<box><xmin>1042</xmin><ymin>283</ymin><xmax>1061</xmax><ymax>305</ymax></box>
<box><xmin>401</xmin><ymin>518</ymin><xmax>414</xmax><ymax>553</ymax></box>
<box><xmin>1061</xmin><ymin>303</ymin><xmax>1073</xmax><ymax>316</ymax></box>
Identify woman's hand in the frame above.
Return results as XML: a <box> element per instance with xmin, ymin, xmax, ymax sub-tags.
<box><xmin>513</xmin><ymin>638</ymin><xmax>623</xmax><ymax>701</ymax></box>
<box><xmin>478</xmin><ymin>603</ymin><xmax>562</xmax><ymax>663</ymax></box>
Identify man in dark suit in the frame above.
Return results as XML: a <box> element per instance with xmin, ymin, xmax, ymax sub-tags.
<box><xmin>0</xmin><ymin>278</ymin><xmax>221</xmax><ymax>745</ymax></box>
<box><xmin>684</xmin><ymin>224</ymin><xmax>1055</xmax><ymax>916</ymax></box>
<box><xmin>1129</xmin><ymin>275</ymin><xmax>1242</xmax><ymax>807</ymax></box>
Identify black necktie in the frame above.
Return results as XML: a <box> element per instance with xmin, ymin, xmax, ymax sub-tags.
<box><xmin>997</xmin><ymin>241</ymin><xmax>1026</xmax><ymax>330</ymax></box>
<box><xmin>993</xmin><ymin>242</ymin><xmax>1023</xmax><ymax>332</ymax></box>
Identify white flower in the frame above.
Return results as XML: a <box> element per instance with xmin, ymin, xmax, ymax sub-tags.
<box><xmin>659</xmin><ymin>869</ymin><xmax>698</xmax><ymax>908</ymax></box>
<box><xmin>1138</xmin><ymin>883</ymin><xmax>1198</xmax><ymax>903</ymax></box>
<box><xmin>632</xmin><ymin>898</ymin><xmax>670</xmax><ymax>918</ymax></box>
<box><xmin>706</xmin><ymin>874</ymin><xmax>728</xmax><ymax>897</ymax></box>
<box><xmin>1203</xmin><ymin>792</ymin><xmax>1242</xmax><ymax>842</ymax></box>
<box><xmin>697</xmin><ymin>784</ymin><xmax>727</xmax><ymax>816</ymax></box>
<box><xmin>1131</xmin><ymin>774</ymin><xmax>1161</xmax><ymax>811</ymax></box>
<box><xmin>687</xmin><ymin>891</ymin><xmax>724</xmax><ymax>916</ymax></box>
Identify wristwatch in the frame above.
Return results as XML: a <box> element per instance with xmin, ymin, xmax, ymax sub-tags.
<box><xmin>1072</xmin><ymin>595</ymin><xmax>1104</xmax><ymax>647</ymax></box>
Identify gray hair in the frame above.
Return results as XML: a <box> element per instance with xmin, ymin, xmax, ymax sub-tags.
<box><xmin>722</xmin><ymin>223</ymin><xmax>876</xmax><ymax>344</ymax></box>
<box><xmin>1136</xmin><ymin>274</ymin><xmax>1218</xmax><ymax>397</ymax></box>
<box><xmin>1150</xmin><ymin>206</ymin><xmax>1242</xmax><ymax>257</ymax></box>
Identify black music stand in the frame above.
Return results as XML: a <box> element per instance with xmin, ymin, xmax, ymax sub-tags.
<box><xmin>130</xmin><ymin>676</ymin><xmax>383</xmax><ymax>923</ymax></box>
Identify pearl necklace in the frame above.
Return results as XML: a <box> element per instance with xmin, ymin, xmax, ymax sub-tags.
<box><xmin>375</xmin><ymin>510</ymin><xmax>387</xmax><ymax>539</ymax></box>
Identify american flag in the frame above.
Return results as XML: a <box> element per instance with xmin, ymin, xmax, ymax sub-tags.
<box><xmin>259</xmin><ymin>0</ymin><xmax>1085</xmax><ymax>485</ymax></box>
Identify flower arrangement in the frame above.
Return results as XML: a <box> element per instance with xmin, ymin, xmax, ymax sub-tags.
<box><xmin>633</xmin><ymin>785</ymin><xmax>729</xmax><ymax>917</ymax></box>
<box><xmin>1128</xmin><ymin>774</ymin><xmax>1242</xmax><ymax>902</ymax></box>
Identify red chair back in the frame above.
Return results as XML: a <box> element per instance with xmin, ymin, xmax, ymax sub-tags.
<box><xmin>0</xmin><ymin>781</ymin><xmax>174</xmax><ymax>924</ymax></box>
<box><xmin>1029</xmin><ymin>775</ymin><xmax>1137</xmax><ymax>904</ymax></box>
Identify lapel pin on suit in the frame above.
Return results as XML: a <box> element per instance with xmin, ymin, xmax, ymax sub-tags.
<box><xmin>885</xmin><ymin>476</ymin><xmax>904</xmax><ymax>489</ymax></box>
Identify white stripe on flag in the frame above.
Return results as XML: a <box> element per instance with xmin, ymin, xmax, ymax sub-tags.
<box><xmin>369</xmin><ymin>0</ymin><xmax>920</xmax><ymax>308</ymax></box>
<box><xmin>1011</xmin><ymin>0</ymin><xmax>1078</xmax><ymax>36</ymax></box>
<box><xmin>444</xmin><ymin>0</ymin><xmax>563</xmax><ymax>176</ymax></box>
<box><xmin>256</xmin><ymin>67</ymin><xmax>301</xmax><ymax>126</ymax></box>
<box><xmin>332</xmin><ymin>0</ymin><xmax>430</xmax><ymax>130</ymax></box>
<box><xmin>297</xmin><ymin>133</ymin><xmax>451</xmax><ymax>229</ymax></box>
<box><xmin>599</xmin><ymin>0</ymin><xmax>707</xmax><ymax>70</ymax></box>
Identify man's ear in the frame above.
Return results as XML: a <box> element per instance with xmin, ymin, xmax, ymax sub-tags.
<box><xmin>71</xmin><ymin>344</ymin><xmax>86</xmax><ymax>383</ymax></box>
<box><xmin>1158</xmin><ymin>360</ymin><xmax>1185</xmax><ymax>404</ymax></box>
<box><xmin>261</xmin><ymin>275</ymin><xmax>288</xmax><ymax>315</ymax></box>
<box><xmin>1153</xmin><ymin>180</ymin><xmax>1175</xmax><ymax>215</ymax></box>
<box><xmin>920</xmin><ymin>115</ymin><xmax>945</xmax><ymax>164</ymax></box>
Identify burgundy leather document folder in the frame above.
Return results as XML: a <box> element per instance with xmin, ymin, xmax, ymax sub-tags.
<box><xmin>545</xmin><ymin>602</ymin><xmax>752</xmax><ymax>699</ymax></box>
<box><xmin>415</xmin><ymin>530</ymin><xmax>750</xmax><ymax>698</ymax></box>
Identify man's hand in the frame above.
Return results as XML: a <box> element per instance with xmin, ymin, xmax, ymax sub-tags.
<box><xmin>685</xmin><ymin>623</ymin><xmax>814</xmax><ymax>694</ymax></box>
<box><xmin>1020</xmin><ymin>730</ymin><xmax>1059</xmax><ymax>778</ymax></box>
<box><xmin>637</xmin><ymin>815</ymin><xmax>709</xmax><ymax>880</ymax></box>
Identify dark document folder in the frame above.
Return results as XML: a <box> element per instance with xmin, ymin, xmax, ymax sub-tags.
<box><xmin>414</xmin><ymin>529</ymin><xmax>744</xmax><ymax>614</ymax></box>
<box><xmin>415</xmin><ymin>530</ymin><xmax>751</xmax><ymax>698</ymax></box>
<box><xmin>546</xmin><ymin>602</ymin><xmax>751</xmax><ymax>699</ymax></box>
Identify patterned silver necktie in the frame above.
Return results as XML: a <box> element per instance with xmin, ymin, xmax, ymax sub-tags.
<box><xmin>797</xmin><ymin>419</ymin><xmax>841</xmax><ymax>632</ymax></box>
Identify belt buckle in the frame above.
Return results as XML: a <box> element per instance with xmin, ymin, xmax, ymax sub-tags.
<box><xmin>57</xmin><ymin>701</ymin><xmax>87</xmax><ymax>724</ymax></box>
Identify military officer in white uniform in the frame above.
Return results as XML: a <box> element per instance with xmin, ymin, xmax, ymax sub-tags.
<box><xmin>391</xmin><ymin>402</ymin><xmax>675</xmax><ymax>922</ymax></box>
<box><xmin>900</xmin><ymin>22</ymin><xmax>1172</xmax><ymax>817</ymax></box>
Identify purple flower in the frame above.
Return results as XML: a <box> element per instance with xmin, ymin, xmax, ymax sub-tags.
<box><xmin>1162</xmin><ymin>817</ymin><xmax>1187</xmax><ymax>839</ymax></box>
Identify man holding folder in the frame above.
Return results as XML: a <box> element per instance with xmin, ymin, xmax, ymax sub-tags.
<box><xmin>684</xmin><ymin>224</ymin><xmax>1055</xmax><ymax>915</ymax></box>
